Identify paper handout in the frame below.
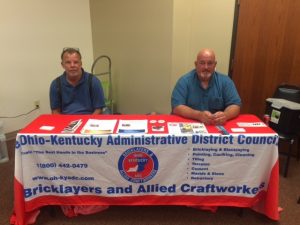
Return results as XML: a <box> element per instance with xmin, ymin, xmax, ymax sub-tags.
<box><xmin>81</xmin><ymin>119</ymin><xmax>117</xmax><ymax>134</ymax></box>
<box><xmin>117</xmin><ymin>120</ymin><xmax>148</xmax><ymax>134</ymax></box>
<box><xmin>237</xmin><ymin>122</ymin><xmax>267</xmax><ymax>127</ymax></box>
<box><xmin>168</xmin><ymin>122</ymin><xmax>208</xmax><ymax>134</ymax></box>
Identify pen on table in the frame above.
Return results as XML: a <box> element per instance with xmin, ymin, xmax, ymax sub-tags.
<box><xmin>216</xmin><ymin>125</ymin><xmax>230</xmax><ymax>135</ymax></box>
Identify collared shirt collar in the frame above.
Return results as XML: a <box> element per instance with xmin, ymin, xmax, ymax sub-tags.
<box><xmin>63</xmin><ymin>69</ymin><xmax>85</xmax><ymax>87</ymax></box>
<box><xmin>194</xmin><ymin>70</ymin><xmax>216</xmax><ymax>89</ymax></box>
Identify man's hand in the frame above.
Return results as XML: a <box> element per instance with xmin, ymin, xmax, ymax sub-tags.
<box><xmin>199</xmin><ymin>111</ymin><xmax>214</xmax><ymax>125</ymax></box>
<box><xmin>172</xmin><ymin>104</ymin><xmax>240</xmax><ymax>125</ymax></box>
<box><xmin>212</xmin><ymin>111</ymin><xmax>227</xmax><ymax>125</ymax></box>
<box><xmin>52</xmin><ymin>109</ymin><xmax>61</xmax><ymax>114</ymax></box>
<box><xmin>93</xmin><ymin>108</ymin><xmax>103</xmax><ymax>115</ymax></box>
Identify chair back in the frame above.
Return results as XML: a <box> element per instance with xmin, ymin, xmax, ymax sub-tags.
<box><xmin>273</xmin><ymin>84</ymin><xmax>300</xmax><ymax>103</ymax></box>
<box><xmin>266</xmin><ymin>84</ymin><xmax>300</xmax><ymax>134</ymax></box>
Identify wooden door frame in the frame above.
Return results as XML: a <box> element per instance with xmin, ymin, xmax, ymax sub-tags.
<box><xmin>228</xmin><ymin>0</ymin><xmax>240</xmax><ymax>78</ymax></box>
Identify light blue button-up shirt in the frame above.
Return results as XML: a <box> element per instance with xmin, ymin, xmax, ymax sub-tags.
<box><xmin>171</xmin><ymin>69</ymin><xmax>241</xmax><ymax>113</ymax></box>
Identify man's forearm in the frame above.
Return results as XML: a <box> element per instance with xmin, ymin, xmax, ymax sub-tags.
<box><xmin>173</xmin><ymin>104</ymin><xmax>240</xmax><ymax>124</ymax></box>
<box><xmin>52</xmin><ymin>109</ymin><xmax>61</xmax><ymax>114</ymax></box>
<box><xmin>93</xmin><ymin>108</ymin><xmax>103</xmax><ymax>115</ymax></box>
<box><xmin>224</xmin><ymin>105</ymin><xmax>240</xmax><ymax>121</ymax></box>
<box><xmin>172</xmin><ymin>105</ymin><xmax>202</xmax><ymax>121</ymax></box>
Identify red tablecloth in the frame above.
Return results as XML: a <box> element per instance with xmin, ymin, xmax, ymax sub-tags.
<box><xmin>10</xmin><ymin>114</ymin><xmax>280</xmax><ymax>224</ymax></box>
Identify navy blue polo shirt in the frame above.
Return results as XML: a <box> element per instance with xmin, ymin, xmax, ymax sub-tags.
<box><xmin>50</xmin><ymin>71</ymin><xmax>105</xmax><ymax>114</ymax></box>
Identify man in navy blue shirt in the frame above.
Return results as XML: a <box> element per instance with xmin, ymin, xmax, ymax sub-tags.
<box><xmin>50</xmin><ymin>47</ymin><xmax>105</xmax><ymax>114</ymax></box>
<box><xmin>49</xmin><ymin>48</ymin><xmax>108</xmax><ymax>217</ymax></box>
<box><xmin>171</xmin><ymin>48</ymin><xmax>241</xmax><ymax>125</ymax></box>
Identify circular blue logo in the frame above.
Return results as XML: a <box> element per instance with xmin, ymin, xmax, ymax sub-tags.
<box><xmin>118</xmin><ymin>147</ymin><xmax>159</xmax><ymax>183</ymax></box>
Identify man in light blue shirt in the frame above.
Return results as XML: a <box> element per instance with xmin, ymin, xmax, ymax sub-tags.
<box><xmin>171</xmin><ymin>48</ymin><xmax>241</xmax><ymax>125</ymax></box>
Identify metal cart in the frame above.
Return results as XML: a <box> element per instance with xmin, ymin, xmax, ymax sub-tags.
<box><xmin>91</xmin><ymin>55</ymin><xmax>113</xmax><ymax>114</ymax></box>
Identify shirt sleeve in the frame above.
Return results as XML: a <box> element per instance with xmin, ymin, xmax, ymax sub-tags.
<box><xmin>222</xmin><ymin>77</ymin><xmax>242</xmax><ymax>107</ymax></box>
<box><xmin>171</xmin><ymin>76</ymin><xmax>188</xmax><ymax>109</ymax></box>
<box><xmin>49</xmin><ymin>79</ymin><xmax>60</xmax><ymax>110</ymax></box>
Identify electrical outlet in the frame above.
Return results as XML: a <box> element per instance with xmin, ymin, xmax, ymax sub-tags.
<box><xmin>34</xmin><ymin>100</ymin><xmax>40</xmax><ymax>109</ymax></box>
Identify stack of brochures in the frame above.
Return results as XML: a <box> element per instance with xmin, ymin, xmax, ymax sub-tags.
<box><xmin>62</xmin><ymin>119</ymin><xmax>82</xmax><ymax>133</ymax></box>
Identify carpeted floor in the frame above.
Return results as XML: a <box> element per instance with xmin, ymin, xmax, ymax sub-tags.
<box><xmin>1</xmin><ymin>139</ymin><xmax>299</xmax><ymax>225</ymax></box>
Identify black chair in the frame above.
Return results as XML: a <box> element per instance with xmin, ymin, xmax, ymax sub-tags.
<box><xmin>265</xmin><ymin>84</ymin><xmax>300</xmax><ymax>177</ymax></box>
<box><xmin>273</xmin><ymin>84</ymin><xmax>300</xmax><ymax>104</ymax></box>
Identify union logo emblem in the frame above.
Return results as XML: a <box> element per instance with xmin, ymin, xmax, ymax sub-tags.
<box><xmin>118</xmin><ymin>147</ymin><xmax>159</xmax><ymax>183</ymax></box>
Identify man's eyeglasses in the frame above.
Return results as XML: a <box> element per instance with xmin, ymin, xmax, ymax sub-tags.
<box><xmin>62</xmin><ymin>47</ymin><xmax>80</xmax><ymax>53</ymax></box>
<box><xmin>61</xmin><ymin>47</ymin><xmax>81</xmax><ymax>59</ymax></box>
<box><xmin>198</xmin><ymin>61</ymin><xmax>216</xmax><ymax>67</ymax></box>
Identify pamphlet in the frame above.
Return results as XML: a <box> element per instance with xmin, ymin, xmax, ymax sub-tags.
<box><xmin>62</xmin><ymin>119</ymin><xmax>82</xmax><ymax>133</ymax></box>
<box><xmin>117</xmin><ymin>120</ymin><xmax>148</xmax><ymax>134</ymax></box>
<box><xmin>168</xmin><ymin>122</ymin><xmax>208</xmax><ymax>134</ymax></box>
<box><xmin>81</xmin><ymin>119</ymin><xmax>117</xmax><ymax>134</ymax></box>
<box><xmin>39</xmin><ymin>126</ymin><xmax>55</xmax><ymax>131</ymax></box>
<box><xmin>237</xmin><ymin>122</ymin><xmax>267</xmax><ymax>127</ymax></box>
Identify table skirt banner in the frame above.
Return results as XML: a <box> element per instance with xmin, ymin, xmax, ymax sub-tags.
<box><xmin>12</xmin><ymin>131</ymin><xmax>279</xmax><ymax>224</ymax></box>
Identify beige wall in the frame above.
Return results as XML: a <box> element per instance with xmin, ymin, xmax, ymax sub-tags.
<box><xmin>0</xmin><ymin>0</ymin><xmax>93</xmax><ymax>133</ymax></box>
<box><xmin>90</xmin><ymin>0</ymin><xmax>173</xmax><ymax>114</ymax></box>
<box><xmin>171</xmin><ymin>0</ymin><xmax>235</xmax><ymax>87</ymax></box>
<box><xmin>90</xmin><ymin>0</ymin><xmax>235</xmax><ymax>114</ymax></box>
<box><xmin>0</xmin><ymin>0</ymin><xmax>235</xmax><ymax>133</ymax></box>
